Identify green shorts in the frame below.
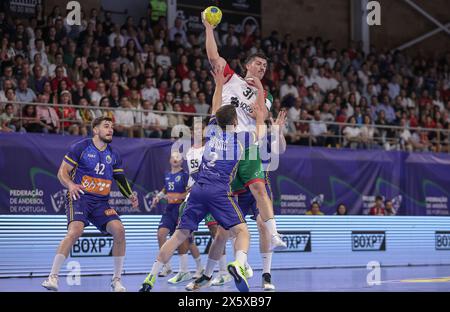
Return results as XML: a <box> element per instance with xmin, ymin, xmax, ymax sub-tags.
<box><xmin>179</xmin><ymin>193</ymin><xmax>217</xmax><ymax>226</ymax></box>
<box><xmin>231</xmin><ymin>145</ymin><xmax>266</xmax><ymax>193</ymax></box>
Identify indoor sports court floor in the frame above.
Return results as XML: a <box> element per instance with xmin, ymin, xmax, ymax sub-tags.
<box><xmin>1</xmin><ymin>266</ymin><xmax>450</xmax><ymax>292</ymax></box>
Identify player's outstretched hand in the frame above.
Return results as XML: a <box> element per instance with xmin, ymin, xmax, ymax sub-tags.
<box><xmin>68</xmin><ymin>183</ymin><xmax>85</xmax><ymax>201</ymax></box>
<box><xmin>201</xmin><ymin>11</ymin><xmax>215</xmax><ymax>30</ymax></box>
<box><xmin>271</xmin><ymin>110</ymin><xmax>287</xmax><ymax>131</ymax></box>
<box><xmin>210</xmin><ymin>65</ymin><xmax>230</xmax><ymax>86</ymax></box>
<box><xmin>130</xmin><ymin>192</ymin><xmax>139</xmax><ymax>209</ymax></box>
<box><xmin>151</xmin><ymin>196</ymin><xmax>160</xmax><ymax>209</ymax></box>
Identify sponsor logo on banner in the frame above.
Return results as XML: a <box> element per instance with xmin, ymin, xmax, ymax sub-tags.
<box><xmin>276</xmin><ymin>231</ymin><xmax>312</xmax><ymax>252</ymax></box>
<box><xmin>9</xmin><ymin>189</ymin><xmax>47</xmax><ymax>213</ymax></box>
<box><xmin>51</xmin><ymin>189</ymin><xmax>67</xmax><ymax>213</ymax></box>
<box><xmin>310</xmin><ymin>194</ymin><xmax>324</xmax><ymax>205</ymax></box>
<box><xmin>279</xmin><ymin>193</ymin><xmax>308</xmax><ymax>214</ymax></box>
<box><xmin>426</xmin><ymin>197</ymin><xmax>449</xmax><ymax>216</ymax></box>
<box><xmin>108</xmin><ymin>191</ymin><xmax>141</xmax><ymax>214</ymax></box>
<box><xmin>435</xmin><ymin>231</ymin><xmax>450</xmax><ymax>250</ymax></box>
<box><xmin>352</xmin><ymin>231</ymin><xmax>386</xmax><ymax>251</ymax></box>
<box><xmin>193</xmin><ymin>231</ymin><xmax>213</xmax><ymax>254</ymax></box>
<box><xmin>71</xmin><ymin>233</ymin><xmax>113</xmax><ymax>257</ymax></box>
<box><xmin>143</xmin><ymin>191</ymin><xmax>158</xmax><ymax>212</ymax></box>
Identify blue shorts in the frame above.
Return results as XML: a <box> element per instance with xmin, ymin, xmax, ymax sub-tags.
<box><xmin>66</xmin><ymin>195</ymin><xmax>121</xmax><ymax>234</ymax></box>
<box><xmin>236</xmin><ymin>179</ymin><xmax>273</xmax><ymax>220</ymax></box>
<box><xmin>159</xmin><ymin>204</ymin><xmax>181</xmax><ymax>235</ymax></box>
<box><xmin>178</xmin><ymin>183</ymin><xmax>246</xmax><ymax>232</ymax></box>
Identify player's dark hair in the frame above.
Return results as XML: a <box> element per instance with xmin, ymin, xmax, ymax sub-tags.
<box><xmin>244</xmin><ymin>52</ymin><xmax>269</xmax><ymax>65</ymax></box>
<box><xmin>215</xmin><ymin>105</ymin><xmax>237</xmax><ymax>130</ymax></box>
<box><xmin>92</xmin><ymin>116</ymin><xmax>113</xmax><ymax>129</ymax></box>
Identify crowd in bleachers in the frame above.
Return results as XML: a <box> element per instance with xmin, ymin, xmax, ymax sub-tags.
<box><xmin>0</xmin><ymin>5</ymin><xmax>449</xmax><ymax>152</ymax></box>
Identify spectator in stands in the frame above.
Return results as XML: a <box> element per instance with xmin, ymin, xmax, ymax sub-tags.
<box><xmin>169</xmin><ymin>17</ymin><xmax>187</xmax><ymax>46</ymax></box>
<box><xmin>369</xmin><ymin>196</ymin><xmax>385</xmax><ymax>216</ymax></box>
<box><xmin>360</xmin><ymin>115</ymin><xmax>375</xmax><ymax>149</ymax></box>
<box><xmin>22</xmin><ymin>104</ymin><xmax>43</xmax><ymax>133</ymax></box>
<box><xmin>305</xmin><ymin>202</ymin><xmax>324</xmax><ymax>215</ymax></box>
<box><xmin>194</xmin><ymin>91</ymin><xmax>210</xmax><ymax>117</ymax></box>
<box><xmin>57</xmin><ymin>90</ymin><xmax>79</xmax><ymax>135</ymax></box>
<box><xmin>154</xmin><ymin>101</ymin><xmax>169</xmax><ymax>138</ymax></box>
<box><xmin>76</xmin><ymin>97</ymin><xmax>95</xmax><ymax>136</ymax></box>
<box><xmin>310</xmin><ymin>110</ymin><xmax>331</xmax><ymax>146</ymax></box>
<box><xmin>280</xmin><ymin>75</ymin><xmax>299</xmax><ymax>101</ymax></box>
<box><xmin>343</xmin><ymin>116</ymin><xmax>360</xmax><ymax>149</ymax></box>
<box><xmin>385</xmin><ymin>200</ymin><xmax>396</xmax><ymax>216</ymax></box>
<box><xmin>36</xmin><ymin>93</ymin><xmax>59</xmax><ymax>134</ymax></box>
<box><xmin>16</xmin><ymin>78</ymin><xmax>36</xmax><ymax>104</ymax></box>
<box><xmin>137</xmin><ymin>99</ymin><xmax>159</xmax><ymax>138</ymax></box>
<box><xmin>115</xmin><ymin>97</ymin><xmax>136</xmax><ymax>137</ymax></box>
<box><xmin>0</xmin><ymin>103</ymin><xmax>18</xmax><ymax>132</ymax></box>
<box><xmin>335</xmin><ymin>203</ymin><xmax>348</xmax><ymax>215</ymax></box>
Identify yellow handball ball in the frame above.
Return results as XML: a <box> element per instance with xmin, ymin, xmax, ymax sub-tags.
<box><xmin>203</xmin><ymin>6</ymin><xmax>222</xmax><ymax>27</ymax></box>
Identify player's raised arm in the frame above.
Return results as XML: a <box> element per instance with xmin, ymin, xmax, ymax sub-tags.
<box><xmin>210</xmin><ymin>65</ymin><xmax>231</xmax><ymax>115</ymax></box>
<box><xmin>254</xmin><ymin>90</ymin><xmax>267</xmax><ymax>140</ymax></box>
<box><xmin>270</xmin><ymin>110</ymin><xmax>287</xmax><ymax>154</ymax></box>
<box><xmin>202</xmin><ymin>11</ymin><xmax>226</xmax><ymax>69</ymax></box>
<box><xmin>57</xmin><ymin>161</ymin><xmax>85</xmax><ymax>200</ymax></box>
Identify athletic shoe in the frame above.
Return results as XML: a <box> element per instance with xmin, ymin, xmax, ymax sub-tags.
<box><xmin>185</xmin><ymin>274</ymin><xmax>212</xmax><ymax>291</ymax></box>
<box><xmin>41</xmin><ymin>274</ymin><xmax>59</xmax><ymax>291</ymax></box>
<box><xmin>158</xmin><ymin>264</ymin><xmax>172</xmax><ymax>277</ymax></box>
<box><xmin>111</xmin><ymin>277</ymin><xmax>126</xmax><ymax>292</ymax></box>
<box><xmin>211</xmin><ymin>272</ymin><xmax>233</xmax><ymax>286</ymax></box>
<box><xmin>168</xmin><ymin>271</ymin><xmax>192</xmax><ymax>284</ymax></box>
<box><xmin>270</xmin><ymin>234</ymin><xmax>287</xmax><ymax>251</ymax></box>
<box><xmin>262</xmin><ymin>273</ymin><xmax>275</xmax><ymax>291</ymax></box>
<box><xmin>245</xmin><ymin>262</ymin><xmax>254</xmax><ymax>279</ymax></box>
<box><xmin>192</xmin><ymin>267</ymin><xmax>205</xmax><ymax>279</ymax></box>
<box><xmin>139</xmin><ymin>274</ymin><xmax>156</xmax><ymax>292</ymax></box>
<box><xmin>227</xmin><ymin>261</ymin><xmax>249</xmax><ymax>292</ymax></box>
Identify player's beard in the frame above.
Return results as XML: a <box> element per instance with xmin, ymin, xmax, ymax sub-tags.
<box><xmin>100</xmin><ymin>134</ymin><xmax>113</xmax><ymax>144</ymax></box>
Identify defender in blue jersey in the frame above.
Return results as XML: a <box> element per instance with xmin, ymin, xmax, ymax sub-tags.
<box><xmin>42</xmin><ymin>116</ymin><xmax>138</xmax><ymax>292</ymax></box>
<box><xmin>140</xmin><ymin>64</ymin><xmax>267</xmax><ymax>293</ymax></box>
<box><xmin>149</xmin><ymin>152</ymin><xmax>204</xmax><ymax>280</ymax></box>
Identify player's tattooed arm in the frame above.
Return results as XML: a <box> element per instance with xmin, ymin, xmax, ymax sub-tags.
<box><xmin>246</xmin><ymin>76</ymin><xmax>269</xmax><ymax>121</ymax></box>
<box><xmin>210</xmin><ymin>65</ymin><xmax>231</xmax><ymax>115</ymax></box>
<box><xmin>114</xmin><ymin>173</ymin><xmax>139</xmax><ymax>208</ymax></box>
<box><xmin>202</xmin><ymin>11</ymin><xmax>226</xmax><ymax>70</ymax></box>
<box><xmin>57</xmin><ymin>161</ymin><xmax>85</xmax><ymax>200</ymax></box>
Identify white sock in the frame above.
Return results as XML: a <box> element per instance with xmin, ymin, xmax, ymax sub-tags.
<box><xmin>264</xmin><ymin>218</ymin><xmax>278</xmax><ymax>236</ymax></box>
<box><xmin>204</xmin><ymin>258</ymin><xmax>218</xmax><ymax>278</ymax></box>
<box><xmin>150</xmin><ymin>260</ymin><xmax>164</xmax><ymax>276</ymax></box>
<box><xmin>219</xmin><ymin>255</ymin><xmax>227</xmax><ymax>273</ymax></box>
<box><xmin>261</xmin><ymin>253</ymin><xmax>272</xmax><ymax>274</ymax></box>
<box><xmin>50</xmin><ymin>254</ymin><xmax>66</xmax><ymax>276</ymax></box>
<box><xmin>194</xmin><ymin>256</ymin><xmax>202</xmax><ymax>270</ymax></box>
<box><xmin>235</xmin><ymin>250</ymin><xmax>247</xmax><ymax>267</ymax></box>
<box><xmin>113</xmin><ymin>256</ymin><xmax>125</xmax><ymax>279</ymax></box>
<box><xmin>179</xmin><ymin>254</ymin><xmax>189</xmax><ymax>273</ymax></box>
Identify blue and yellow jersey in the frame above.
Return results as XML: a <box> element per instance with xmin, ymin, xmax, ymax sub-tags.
<box><xmin>197</xmin><ymin>116</ymin><xmax>257</xmax><ymax>192</ymax></box>
<box><xmin>63</xmin><ymin>138</ymin><xmax>123</xmax><ymax>200</ymax></box>
<box><xmin>164</xmin><ymin>170</ymin><xmax>189</xmax><ymax>204</ymax></box>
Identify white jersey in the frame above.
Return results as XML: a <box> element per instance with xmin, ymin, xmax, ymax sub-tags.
<box><xmin>186</xmin><ymin>145</ymin><xmax>205</xmax><ymax>188</ymax></box>
<box><xmin>221</xmin><ymin>65</ymin><xmax>272</xmax><ymax>132</ymax></box>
